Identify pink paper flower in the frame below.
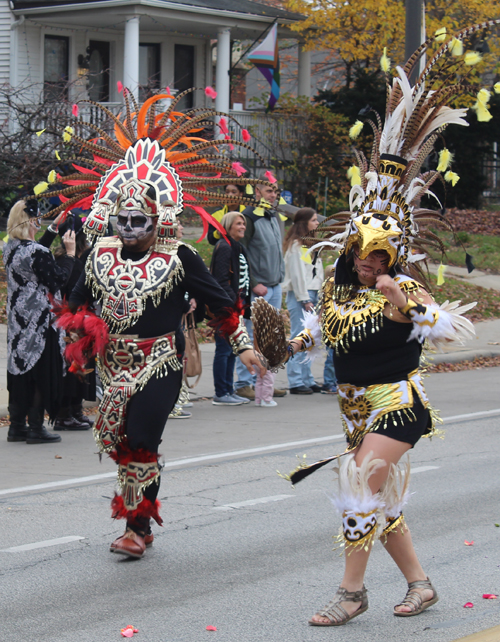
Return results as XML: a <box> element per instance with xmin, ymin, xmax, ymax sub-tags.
<box><xmin>166</xmin><ymin>85</ymin><xmax>172</xmax><ymax>95</ymax></box>
<box><xmin>265</xmin><ymin>170</ymin><xmax>277</xmax><ymax>184</ymax></box>
<box><xmin>241</xmin><ymin>129</ymin><xmax>251</xmax><ymax>142</ymax></box>
<box><xmin>464</xmin><ymin>540</ymin><xmax>474</xmax><ymax>546</ymax></box>
<box><xmin>72</xmin><ymin>104</ymin><xmax>79</xmax><ymax>117</ymax></box>
<box><xmin>218</xmin><ymin>117</ymin><xmax>228</xmax><ymax>135</ymax></box>
<box><xmin>482</xmin><ymin>594</ymin><xmax>498</xmax><ymax>599</ymax></box>
<box><xmin>120</xmin><ymin>625</ymin><xmax>138</xmax><ymax>637</ymax></box>
<box><xmin>232</xmin><ymin>161</ymin><xmax>246</xmax><ymax>176</ymax></box>
<box><xmin>205</xmin><ymin>86</ymin><xmax>217</xmax><ymax>99</ymax></box>
<box><xmin>463</xmin><ymin>602</ymin><xmax>474</xmax><ymax>608</ymax></box>
<box><xmin>117</xmin><ymin>81</ymin><xmax>123</xmax><ymax>94</ymax></box>
<box><xmin>206</xmin><ymin>625</ymin><xmax>217</xmax><ymax>631</ymax></box>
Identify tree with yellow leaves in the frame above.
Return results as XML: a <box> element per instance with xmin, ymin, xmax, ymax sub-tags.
<box><xmin>286</xmin><ymin>0</ymin><xmax>500</xmax><ymax>88</ymax></box>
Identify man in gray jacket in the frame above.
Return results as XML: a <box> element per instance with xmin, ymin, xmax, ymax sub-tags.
<box><xmin>234</xmin><ymin>182</ymin><xmax>287</xmax><ymax>399</ymax></box>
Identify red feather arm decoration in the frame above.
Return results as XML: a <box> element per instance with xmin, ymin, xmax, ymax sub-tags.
<box><xmin>207</xmin><ymin>297</ymin><xmax>246</xmax><ymax>338</ymax></box>
<box><xmin>51</xmin><ymin>298</ymin><xmax>109</xmax><ymax>376</ymax></box>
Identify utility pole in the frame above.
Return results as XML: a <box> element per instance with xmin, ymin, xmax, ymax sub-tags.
<box><xmin>405</xmin><ymin>0</ymin><xmax>423</xmax><ymax>83</ymax></box>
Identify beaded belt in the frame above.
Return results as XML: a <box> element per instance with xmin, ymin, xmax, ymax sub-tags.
<box><xmin>94</xmin><ymin>333</ymin><xmax>182</xmax><ymax>452</ymax></box>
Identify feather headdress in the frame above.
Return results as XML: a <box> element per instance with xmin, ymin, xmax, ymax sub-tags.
<box><xmin>32</xmin><ymin>87</ymin><xmax>271</xmax><ymax>243</ymax></box>
<box><xmin>308</xmin><ymin>20</ymin><xmax>500</xmax><ymax>272</ymax></box>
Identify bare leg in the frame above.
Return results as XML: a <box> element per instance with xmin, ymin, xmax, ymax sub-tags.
<box><xmin>382</xmin><ymin>525</ymin><xmax>433</xmax><ymax>612</ymax></box>
<box><xmin>310</xmin><ymin>433</ymin><xmax>414</xmax><ymax>625</ymax></box>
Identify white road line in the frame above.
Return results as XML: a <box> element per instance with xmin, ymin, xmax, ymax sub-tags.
<box><xmin>411</xmin><ymin>466</ymin><xmax>439</xmax><ymax>474</ymax></box>
<box><xmin>0</xmin><ymin>536</ymin><xmax>85</xmax><ymax>553</ymax></box>
<box><xmin>1</xmin><ymin>407</ymin><xmax>498</xmax><ymax>497</ymax></box>
<box><xmin>213</xmin><ymin>495</ymin><xmax>294</xmax><ymax>511</ymax></box>
<box><xmin>442</xmin><ymin>408</ymin><xmax>500</xmax><ymax>422</ymax></box>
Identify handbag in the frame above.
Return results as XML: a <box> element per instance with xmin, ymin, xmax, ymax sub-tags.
<box><xmin>182</xmin><ymin>312</ymin><xmax>202</xmax><ymax>388</ymax></box>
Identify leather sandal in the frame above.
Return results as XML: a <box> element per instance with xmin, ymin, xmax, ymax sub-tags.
<box><xmin>394</xmin><ymin>577</ymin><xmax>438</xmax><ymax>616</ymax></box>
<box><xmin>110</xmin><ymin>528</ymin><xmax>146</xmax><ymax>559</ymax></box>
<box><xmin>309</xmin><ymin>586</ymin><xmax>368</xmax><ymax>626</ymax></box>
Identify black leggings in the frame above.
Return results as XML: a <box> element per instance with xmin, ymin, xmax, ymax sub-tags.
<box><xmin>125</xmin><ymin>369</ymin><xmax>182</xmax><ymax>506</ymax></box>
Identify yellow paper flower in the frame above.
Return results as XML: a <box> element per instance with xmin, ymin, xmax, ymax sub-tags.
<box><xmin>437</xmin><ymin>148</ymin><xmax>453</xmax><ymax>172</ymax></box>
<box><xmin>494</xmin><ymin>82</ymin><xmax>500</xmax><ymax>95</ymax></box>
<box><xmin>449</xmin><ymin>38</ymin><xmax>463</xmax><ymax>56</ymax></box>
<box><xmin>436</xmin><ymin>263</ymin><xmax>446</xmax><ymax>286</ymax></box>
<box><xmin>47</xmin><ymin>170</ymin><xmax>57</xmax><ymax>184</ymax></box>
<box><xmin>473</xmin><ymin>102</ymin><xmax>493</xmax><ymax>122</ymax></box>
<box><xmin>245</xmin><ymin>184</ymin><xmax>253</xmax><ymax>195</ymax></box>
<box><xmin>464</xmin><ymin>51</ymin><xmax>482</xmax><ymax>66</ymax></box>
<box><xmin>380</xmin><ymin>47</ymin><xmax>391</xmax><ymax>73</ymax></box>
<box><xmin>477</xmin><ymin>88</ymin><xmax>491</xmax><ymax>105</ymax></box>
<box><xmin>347</xmin><ymin>165</ymin><xmax>361</xmax><ymax>187</ymax></box>
<box><xmin>349</xmin><ymin>120</ymin><xmax>364</xmax><ymax>140</ymax></box>
<box><xmin>444</xmin><ymin>171</ymin><xmax>460</xmax><ymax>186</ymax></box>
<box><xmin>62</xmin><ymin>126</ymin><xmax>74</xmax><ymax>143</ymax></box>
<box><xmin>36</xmin><ymin>129</ymin><xmax>46</xmax><ymax>137</ymax></box>
<box><xmin>55</xmin><ymin>150</ymin><xmax>61</xmax><ymax>160</ymax></box>
<box><xmin>434</xmin><ymin>27</ymin><xmax>447</xmax><ymax>43</ymax></box>
<box><xmin>34</xmin><ymin>181</ymin><xmax>49</xmax><ymax>195</ymax></box>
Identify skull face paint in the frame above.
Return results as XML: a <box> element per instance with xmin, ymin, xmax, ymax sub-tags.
<box><xmin>116</xmin><ymin>210</ymin><xmax>156</xmax><ymax>252</ymax></box>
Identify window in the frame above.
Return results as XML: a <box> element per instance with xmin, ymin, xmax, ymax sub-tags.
<box><xmin>174</xmin><ymin>44</ymin><xmax>195</xmax><ymax>109</ymax></box>
<box><xmin>139</xmin><ymin>43</ymin><xmax>161</xmax><ymax>102</ymax></box>
<box><xmin>88</xmin><ymin>40</ymin><xmax>110</xmax><ymax>102</ymax></box>
<box><xmin>44</xmin><ymin>35</ymin><xmax>69</xmax><ymax>101</ymax></box>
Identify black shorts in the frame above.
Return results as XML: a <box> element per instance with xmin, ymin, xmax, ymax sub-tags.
<box><xmin>371</xmin><ymin>394</ymin><xmax>431</xmax><ymax>447</ymax></box>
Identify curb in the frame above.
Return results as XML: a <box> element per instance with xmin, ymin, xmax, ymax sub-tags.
<box><xmin>451</xmin><ymin>624</ymin><xmax>500</xmax><ymax>642</ymax></box>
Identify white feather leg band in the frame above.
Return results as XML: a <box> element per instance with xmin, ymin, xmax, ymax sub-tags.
<box><xmin>331</xmin><ymin>453</ymin><xmax>386</xmax><ymax>551</ymax></box>
<box><xmin>301</xmin><ymin>311</ymin><xmax>323</xmax><ymax>363</ymax></box>
<box><xmin>408</xmin><ymin>300</ymin><xmax>476</xmax><ymax>350</ymax></box>
<box><xmin>380</xmin><ymin>455</ymin><xmax>411</xmax><ymax>520</ymax></box>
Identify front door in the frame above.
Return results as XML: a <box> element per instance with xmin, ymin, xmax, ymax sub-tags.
<box><xmin>88</xmin><ymin>40</ymin><xmax>110</xmax><ymax>102</ymax></box>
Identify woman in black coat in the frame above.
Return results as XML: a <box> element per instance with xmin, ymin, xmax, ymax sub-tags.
<box><xmin>210</xmin><ymin>212</ymin><xmax>252</xmax><ymax>405</ymax></box>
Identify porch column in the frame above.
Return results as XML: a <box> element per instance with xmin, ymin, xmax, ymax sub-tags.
<box><xmin>297</xmin><ymin>46</ymin><xmax>311</xmax><ymax>98</ymax></box>
<box><xmin>215</xmin><ymin>27</ymin><xmax>231</xmax><ymax>114</ymax></box>
<box><xmin>123</xmin><ymin>15</ymin><xmax>140</xmax><ymax>100</ymax></box>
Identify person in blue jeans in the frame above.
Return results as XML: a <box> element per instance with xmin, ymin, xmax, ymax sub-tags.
<box><xmin>322</xmin><ymin>347</ymin><xmax>338</xmax><ymax>394</ymax></box>
<box><xmin>282</xmin><ymin>208</ymin><xmax>324</xmax><ymax>394</ymax></box>
<box><xmin>210</xmin><ymin>212</ymin><xmax>252</xmax><ymax>406</ymax></box>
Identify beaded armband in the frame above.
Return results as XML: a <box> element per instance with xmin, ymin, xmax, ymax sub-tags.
<box><xmin>292</xmin><ymin>328</ymin><xmax>315</xmax><ymax>352</ymax></box>
<box><xmin>398</xmin><ymin>297</ymin><xmax>438</xmax><ymax>328</ymax></box>
<box><xmin>228</xmin><ymin>318</ymin><xmax>253</xmax><ymax>355</ymax></box>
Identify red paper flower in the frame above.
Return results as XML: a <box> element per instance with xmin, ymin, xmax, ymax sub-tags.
<box><xmin>72</xmin><ymin>104</ymin><xmax>79</xmax><ymax>117</ymax></box>
<box><xmin>117</xmin><ymin>81</ymin><xmax>123</xmax><ymax>93</ymax></box>
<box><xmin>265</xmin><ymin>170</ymin><xmax>277</xmax><ymax>184</ymax></box>
<box><xmin>242</xmin><ymin>129</ymin><xmax>251</xmax><ymax>142</ymax></box>
<box><xmin>232</xmin><ymin>161</ymin><xmax>246</xmax><ymax>177</ymax></box>
<box><xmin>463</xmin><ymin>602</ymin><xmax>474</xmax><ymax>608</ymax></box>
<box><xmin>205</xmin><ymin>86</ymin><xmax>217</xmax><ymax>99</ymax></box>
<box><xmin>482</xmin><ymin>594</ymin><xmax>498</xmax><ymax>599</ymax></box>
<box><xmin>206</xmin><ymin>625</ymin><xmax>217</xmax><ymax>631</ymax></box>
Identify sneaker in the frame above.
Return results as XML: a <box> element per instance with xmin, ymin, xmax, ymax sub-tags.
<box><xmin>273</xmin><ymin>388</ymin><xmax>287</xmax><ymax>398</ymax></box>
<box><xmin>259</xmin><ymin>399</ymin><xmax>277</xmax><ymax>407</ymax></box>
<box><xmin>320</xmin><ymin>384</ymin><xmax>338</xmax><ymax>395</ymax></box>
<box><xmin>212</xmin><ymin>394</ymin><xmax>244</xmax><ymax>406</ymax></box>
<box><xmin>230</xmin><ymin>393</ymin><xmax>250</xmax><ymax>404</ymax></box>
<box><xmin>289</xmin><ymin>386</ymin><xmax>313</xmax><ymax>395</ymax></box>
<box><xmin>169</xmin><ymin>408</ymin><xmax>192</xmax><ymax>419</ymax></box>
<box><xmin>235</xmin><ymin>386</ymin><xmax>255</xmax><ymax>400</ymax></box>
<box><xmin>183</xmin><ymin>401</ymin><xmax>194</xmax><ymax>408</ymax></box>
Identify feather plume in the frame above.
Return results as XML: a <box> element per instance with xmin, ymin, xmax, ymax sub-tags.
<box><xmin>251</xmin><ymin>297</ymin><xmax>288</xmax><ymax>371</ymax></box>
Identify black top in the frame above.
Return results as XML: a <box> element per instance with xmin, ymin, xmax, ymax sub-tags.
<box><xmin>69</xmin><ymin>244</ymin><xmax>234</xmax><ymax>340</ymax></box>
<box><xmin>333</xmin><ymin>316</ymin><xmax>422</xmax><ymax>387</ymax></box>
<box><xmin>210</xmin><ymin>236</ymin><xmax>251</xmax><ymax>317</ymax></box>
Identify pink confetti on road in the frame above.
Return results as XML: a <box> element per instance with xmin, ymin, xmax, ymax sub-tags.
<box><xmin>482</xmin><ymin>594</ymin><xmax>498</xmax><ymax>599</ymax></box>
<box><xmin>464</xmin><ymin>540</ymin><xmax>474</xmax><ymax>546</ymax></box>
<box><xmin>120</xmin><ymin>625</ymin><xmax>139</xmax><ymax>637</ymax></box>
<box><xmin>206</xmin><ymin>625</ymin><xmax>217</xmax><ymax>631</ymax></box>
<box><xmin>463</xmin><ymin>602</ymin><xmax>474</xmax><ymax>608</ymax></box>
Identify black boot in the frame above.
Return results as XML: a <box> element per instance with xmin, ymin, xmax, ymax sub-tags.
<box><xmin>7</xmin><ymin>403</ymin><xmax>28</xmax><ymax>442</ymax></box>
<box><xmin>71</xmin><ymin>403</ymin><xmax>93</xmax><ymax>427</ymax></box>
<box><xmin>26</xmin><ymin>407</ymin><xmax>61</xmax><ymax>444</ymax></box>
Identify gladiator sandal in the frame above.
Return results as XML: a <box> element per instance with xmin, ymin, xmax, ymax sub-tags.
<box><xmin>394</xmin><ymin>578</ymin><xmax>438</xmax><ymax>616</ymax></box>
<box><xmin>309</xmin><ymin>586</ymin><xmax>368</xmax><ymax>627</ymax></box>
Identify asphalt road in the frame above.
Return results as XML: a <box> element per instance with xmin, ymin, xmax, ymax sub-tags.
<box><xmin>0</xmin><ymin>367</ymin><xmax>499</xmax><ymax>642</ymax></box>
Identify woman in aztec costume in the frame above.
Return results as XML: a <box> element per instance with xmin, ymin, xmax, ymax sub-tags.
<box><xmin>252</xmin><ymin>20</ymin><xmax>499</xmax><ymax>625</ymax></box>
<box><xmin>33</xmin><ymin>86</ymin><xmax>267</xmax><ymax>558</ymax></box>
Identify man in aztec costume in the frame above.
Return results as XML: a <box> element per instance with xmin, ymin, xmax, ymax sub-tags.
<box><xmin>252</xmin><ymin>20</ymin><xmax>498</xmax><ymax>625</ymax></box>
<box><xmin>36</xmin><ymin>87</ymin><xmax>268</xmax><ymax>558</ymax></box>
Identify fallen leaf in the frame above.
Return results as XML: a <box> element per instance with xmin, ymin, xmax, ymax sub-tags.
<box><xmin>54</xmin><ymin>455</ymin><xmax>62</xmax><ymax>459</ymax></box>
<box><xmin>463</xmin><ymin>602</ymin><xmax>474</xmax><ymax>608</ymax></box>
<box><xmin>206</xmin><ymin>625</ymin><xmax>217</xmax><ymax>631</ymax></box>
<box><xmin>495</xmin><ymin>523</ymin><xmax>500</xmax><ymax>527</ymax></box>
<box><xmin>464</xmin><ymin>540</ymin><xmax>474</xmax><ymax>546</ymax></box>
<box><xmin>482</xmin><ymin>594</ymin><xmax>498</xmax><ymax>599</ymax></box>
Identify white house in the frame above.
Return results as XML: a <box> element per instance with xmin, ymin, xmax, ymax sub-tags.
<box><xmin>1</xmin><ymin>0</ymin><xmax>312</xmax><ymax>112</ymax></box>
